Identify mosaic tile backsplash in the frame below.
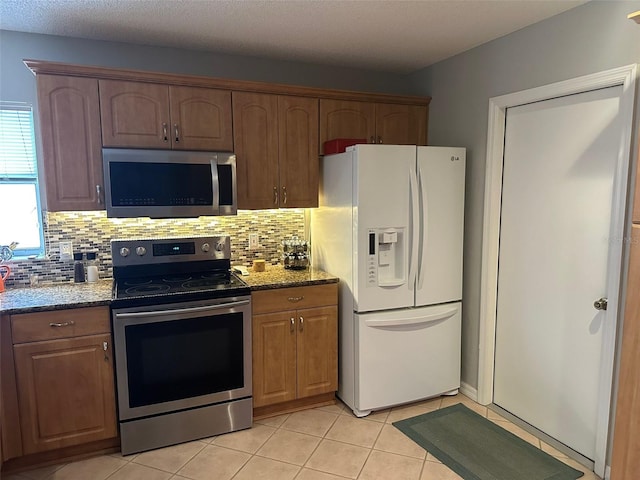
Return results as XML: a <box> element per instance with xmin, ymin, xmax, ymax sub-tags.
<box><xmin>5</xmin><ymin>209</ymin><xmax>306</xmax><ymax>288</ymax></box>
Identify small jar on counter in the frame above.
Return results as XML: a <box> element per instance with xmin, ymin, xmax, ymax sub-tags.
<box><xmin>86</xmin><ymin>251</ymin><xmax>99</xmax><ymax>282</ymax></box>
<box><xmin>73</xmin><ymin>252</ymin><xmax>85</xmax><ymax>283</ymax></box>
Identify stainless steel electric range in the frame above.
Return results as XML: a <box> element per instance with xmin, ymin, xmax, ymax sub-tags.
<box><xmin>110</xmin><ymin>235</ymin><xmax>252</xmax><ymax>455</ymax></box>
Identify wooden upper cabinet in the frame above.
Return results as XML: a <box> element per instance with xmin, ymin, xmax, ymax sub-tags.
<box><xmin>232</xmin><ymin>92</ymin><xmax>280</xmax><ymax>209</ymax></box>
<box><xmin>320</xmin><ymin>99</ymin><xmax>428</xmax><ymax>153</ymax></box>
<box><xmin>376</xmin><ymin>103</ymin><xmax>428</xmax><ymax>146</ymax></box>
<box><xmin>320</xmin><ymin>99</ymin><xmax>375</xmax><ymax>151</ymax></box>
<box><xmin>99</xmin><ymin>80</ymin><xmax>232</xmax><ymax>150</ymax></box>
<box><xmin>233</xmin><ymin>92</ymin><xmax>319</xmax><ymax>209</ymax></box>
<box><xmin>168</xmin><ymin>86</ymin><xmax>232</xmax><ymax>151</ymax></box>
<box><xmin>278</xmin><ymin>96</ymin><xmax>319</xmax><ymax>208</ymax></box>
<box><xmin>99</xmin><ymin>80</ymin><xmax>170</xmax><ymax>148</ymax></box>
<box><xmin>36</xmin><ymin>75</ymin><xmax>104</xmax><ymax>211</ymax></box>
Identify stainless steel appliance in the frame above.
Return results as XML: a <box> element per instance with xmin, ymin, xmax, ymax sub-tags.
<box><xmin>103</xmin><ymin>148</ymin><xmax>237</xmax><ymax>218</ymax></box>
<box><xmin>110</xmin><ymin>236</ymin><xmax>252</xmax><ymax>455</ymax></box>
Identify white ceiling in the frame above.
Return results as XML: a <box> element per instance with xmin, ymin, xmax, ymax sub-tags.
<box><xmin>0</xmin><ymin>0</ymin><xmax>587</xmax><ymax>74</ymax></box>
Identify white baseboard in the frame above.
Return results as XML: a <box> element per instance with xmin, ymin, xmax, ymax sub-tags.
<box><xmin>459</xmin><ymin>382</ymin><xmax>478</xmax><ymax>402</ymax></box>
<box><xmin>604</xmin><ymin>465</ymin><xmax>610</xmax><ymax>480</ymax></box>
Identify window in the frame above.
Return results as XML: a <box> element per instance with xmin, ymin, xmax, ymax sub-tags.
<box><xmin>0</xmin><ymin>102</ymin><xmax>44</xmax><ymax>257</ymax></box>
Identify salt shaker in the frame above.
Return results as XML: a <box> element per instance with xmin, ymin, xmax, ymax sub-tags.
<box><xmin>86</xmin><ymin>251</ymin><xmax>99</xmax><ymax>282</ymax></box>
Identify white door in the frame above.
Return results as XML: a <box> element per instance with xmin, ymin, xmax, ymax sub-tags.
<box><xmin>493</xmin><ymin>85</ymin><xmax>623</xmax><ymax>461</ymax></box>
<box><xmin>415</xmin><ymin>146</ymin><xmax>466</xmax><ymax>307</ymax></box>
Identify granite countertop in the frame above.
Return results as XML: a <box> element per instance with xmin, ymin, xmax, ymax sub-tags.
<box><xmin>239</xmin><ymin>265</ymin><xmax>338</xmax><ymax>290</ymax></box>
<box><xmin>0</xmin><ymin>279</ymin><xmax>113</xmax><ymax>315</ymax></box>
<box><xmin>0</xmin><ymin>266</ymin><xmax>338</xmax><ymax>314</ymax></box>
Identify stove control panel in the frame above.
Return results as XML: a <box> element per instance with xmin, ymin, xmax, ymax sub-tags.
<box><xmin>112</xmin><ymin>236</ymin><xmax>231</xmax><ymax>267</ymax></box>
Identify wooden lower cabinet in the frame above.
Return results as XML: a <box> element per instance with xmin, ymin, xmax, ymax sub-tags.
<box><xmin>252</xmin><ymin>284</ymin><xmax>338</xmax><ymax>416</ymax></box>
<box><xmin>2</xmin><ymin>307</ymin><xmax>117</xmax><ymax>463</ymax></box>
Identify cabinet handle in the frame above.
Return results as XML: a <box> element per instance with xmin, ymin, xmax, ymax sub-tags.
<box><xmin>273</xmin><ymin>186</ymin><xmax>279</xmax><ymax>205</ymax></box>
<box><xmin>370</xmin><ymin>136</ymin><xmax>375</xmax><ymax>143</ymax></box>
<box><xmin>96</xmin><ymin>185</ymin><xmax>102</xmax><ymax>205</ymax></box>
<box><xmin>378</xmin><ymin>135</ymin><xmax>383</xmax><ymax>144</ymax></box>
<box><xmin>174</xmin><ymin>124</ymin><xmax>180</xmax><ymax>143</ymax></box>
<box><xmin>162</xmin><ymin>123</ymin><xmax>168</xmax><ymax>142</ymax></box>
<box><xmin>287</xmin><ymin>296</ymin><xmax>304</xmax><ymax>303</ymax></box>
<box><xmin>282</xmin><ymin>186</ymin><xmax>287</xmax><ymax>205</ymax></box>
<box><xmin>103</xmin><ymin>341</ymin><xmax>109</xmax><ymax>361</ymax></box>
<box><xmin>49</xmin><ymin>321</ymin><xmax>75</xmax><ymax>328</ymax></box>
<box><xmin>290</xmin><ymin>317</ymin><xmax>295</xmax><ymax>333</ymax></box>
<box><xmin>299</xmin><ymin>316</ymin><xmax>304</xmax><ymax>332</ymax></box>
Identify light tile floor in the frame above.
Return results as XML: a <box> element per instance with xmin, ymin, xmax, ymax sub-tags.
<box><xmin>4</xmin><ymin>394</ymin><xmax>602</xmax><ymax>480</ymax></box>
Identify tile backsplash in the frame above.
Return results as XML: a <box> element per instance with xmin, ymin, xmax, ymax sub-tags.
<box><xmin>5</xmin><ymin>209</ymin><xmax>305</xmax><ymax>288</ymax></box>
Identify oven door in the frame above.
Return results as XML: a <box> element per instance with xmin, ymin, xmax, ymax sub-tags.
<box><xmin>112</xmin><ymin>295</ymin><xmax>251</xmax><ymax>421</ymax></box>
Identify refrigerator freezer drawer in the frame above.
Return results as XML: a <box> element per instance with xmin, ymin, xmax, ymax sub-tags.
<box><xmin>354</xmin><ymin>302</ymin><xmax>461</xmax><ymax>413</ymax></box>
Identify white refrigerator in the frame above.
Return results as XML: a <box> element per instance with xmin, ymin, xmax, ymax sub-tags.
<box><xmin>311</xmin><ymin>144</ymin><xmax>465</xmax><ymax>417</ymax></box>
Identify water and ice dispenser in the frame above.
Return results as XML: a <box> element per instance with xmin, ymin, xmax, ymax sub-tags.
<box><xmin>366</xmin><ymin>228</ymin><xmax>406</xmax><ymax>287</ymax></box>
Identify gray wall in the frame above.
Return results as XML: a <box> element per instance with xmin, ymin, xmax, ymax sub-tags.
<box><xmin>409</xmin><ymin>0</ymin><xmax>640</xmax><ymax>389</ymax></box>
<box><xmin>0</xmin><ymin>29</ymin><xmax>413</xmax><ymax>107</ymax></box>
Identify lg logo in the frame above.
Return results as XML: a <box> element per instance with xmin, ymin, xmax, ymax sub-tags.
<box><xmin>450</xmin><ymin>156</ymin><xmax>460</xmax><ymax>162</ymax></box>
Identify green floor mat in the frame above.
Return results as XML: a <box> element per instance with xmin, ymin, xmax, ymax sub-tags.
<box><xmin>393</xmin><ymin>403</ymin><xmax>584</xmax><ymax>480</ymax></box>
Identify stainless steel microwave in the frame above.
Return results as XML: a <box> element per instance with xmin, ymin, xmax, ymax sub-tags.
<box><xmin>102</xmin><ymin>148</ymin><xmax>237</xmax><ymax>218</ymax></box>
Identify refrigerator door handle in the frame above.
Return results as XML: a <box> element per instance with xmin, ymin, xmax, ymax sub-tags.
<box><xmin>364</xmin><ymin>307</ymin><xmax>458</xmax><ymax>328</ymax></box>
<box><xmin>409</xmin><ymin>166</ymin><xmax>420</xmax><ymax>289</ymax></box>
<box><xmin>417</xmin><ymin>166</ymin><xmax>428</xmax><ymax>290</ymax></box>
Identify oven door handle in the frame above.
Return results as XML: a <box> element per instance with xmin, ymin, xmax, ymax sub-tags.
<box><xmin>114</xmin><ymin>299</ymin><xmax>250</xmax><ymax>319</ymax></box>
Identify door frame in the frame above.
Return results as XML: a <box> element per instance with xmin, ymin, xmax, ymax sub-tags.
<box><xmin>478</xmin><ymin>65</ymin><xmax>637</xmax><ymax>475</ymax></box>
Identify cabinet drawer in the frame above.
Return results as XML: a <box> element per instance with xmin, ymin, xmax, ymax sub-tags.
<box><xmin>11</xmin><ymin>307</ymin><xmax>111</xmax><ymax>344</ymax></box>
<box><xmin>252</xmin><ymin>284</ymin><xmax>338</xmax><ymax>315</ymax></box>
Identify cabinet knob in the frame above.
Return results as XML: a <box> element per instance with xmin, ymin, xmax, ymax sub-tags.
<box><xmin>282</xmin><ymin>186</ymin><xmax>287</xmax><ymax>205</ymax></box>
<box><xmin>96</xmin><ymin>185</ymin><xmax>102</xmax><ymax>205</ymax></box>
<box><xmin>174</xmin><ymin>124</ymin><xmax>180</xmax><ymax>143</ymax></box>
<box><xmin>273</xmin><ymin>186</ymin><xmax>279</xmax><ymax>205</ymax></box>
<box><xmin>162</xmin><ymin>123</ymin><xmax>168</xmax><ymax>142</ymax></box>
<box><xmin>299</xmin><ymin>316</ymin><xmax>304</xmax><ymax>332</ymax></box>
<box><xmin>290</xmin><ymin>317</ymin><xmax>295</xmax><ymax>333</ymax></box>
<box><xmin>377</xmin><ymin>135</ymin><xmax>383</xmax><ymax>144</ymax></box>
<box><xmin>370</xmin><ymin>136</ymin><xmax>375</xmax><ymax>143</ymax></box>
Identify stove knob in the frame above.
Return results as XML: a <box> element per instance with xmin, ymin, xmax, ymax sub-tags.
<box><xmin>119</xmin><ymin>247</ymin><xmax>130</xmax><ymax>257</ymax></box>
<box><xmin>215</xmin><ymin>242</ymin><xmax>225</xmax><ymax>252</ymax></box>
<box><xmin>201</xmin><ymin>243</ymin><xmax>210</xmax><ymax>253</ymax></box>
<box><xmin>136</xmin><ymin>246</ymin><xmax>147</xmax><ymax>256</ymax></box>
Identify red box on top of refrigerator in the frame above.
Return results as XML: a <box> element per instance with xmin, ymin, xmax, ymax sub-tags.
<box><xmin>323</xmin><ymin>138</ymin><xmax>367</xmax><ymax>155</ymax></box>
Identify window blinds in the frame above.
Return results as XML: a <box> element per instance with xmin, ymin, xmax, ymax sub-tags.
<box><xmin>0</xmin><ymin>103</ymin><xmax>37</xmax><ymax>178</ymax></box>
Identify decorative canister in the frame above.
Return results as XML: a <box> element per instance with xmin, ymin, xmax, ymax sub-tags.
<box><xmin>282</xmin><ymin>236</ymin><xmax>310</xmax><ymax>270</ymax></box>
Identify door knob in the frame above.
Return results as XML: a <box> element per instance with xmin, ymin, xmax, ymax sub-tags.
<box><xmin>594</xmin><ymin>298</ymin><xmax>608</xmax><ymax>311</ymax></box>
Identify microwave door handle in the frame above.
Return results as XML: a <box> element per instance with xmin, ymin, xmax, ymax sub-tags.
<box><xmin>211</xmin><ymin>158</ymin><xmax>220</xmax><ymax>213</ymax></box>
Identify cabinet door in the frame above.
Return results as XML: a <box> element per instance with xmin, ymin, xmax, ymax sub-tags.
<box><xmin>13</xmin><ymin>334</ymin><xmax>117</xmax><ymax>454</ymax></box>
<box><xmin>296</xmin><ymin>305</ymin><xmax>338</xmax><ymax>399</ymax></box>
<box><xmin>319</xmin><ymin>99</ymin><xmax>375</xmax><ymax>154</ymax></box>
<box><xmin>37</xmin><ymin>75</ymin><xmax>103</xmax><ymax>211</ymax></box>
<box><xmin>278</xmin><ymin>96</ymin><xmax>319</xmax><ymax>208</ymax></box>
<box><xmin>232</xmin><ymin>92</ymin><xmax>280</xmax><ymax>209</ymax></box>
<box><xmin>99</xmin><ymin>80</ymin><xmax>170</xmax><ymax>148</ymax></box>
<box><xmin>169</xmin><ymin>86</ymin><xmax>233</xmax><ymax>151</ymax></box>
<box><xmin>376</xmin><ymin>103</ymin><xmax>428</xmax><ymax>146</ymax></box>
<box><xmin>252</xmin><ymin>311</ymin><xmax>297</xmax><ymax>407</ymax></box>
